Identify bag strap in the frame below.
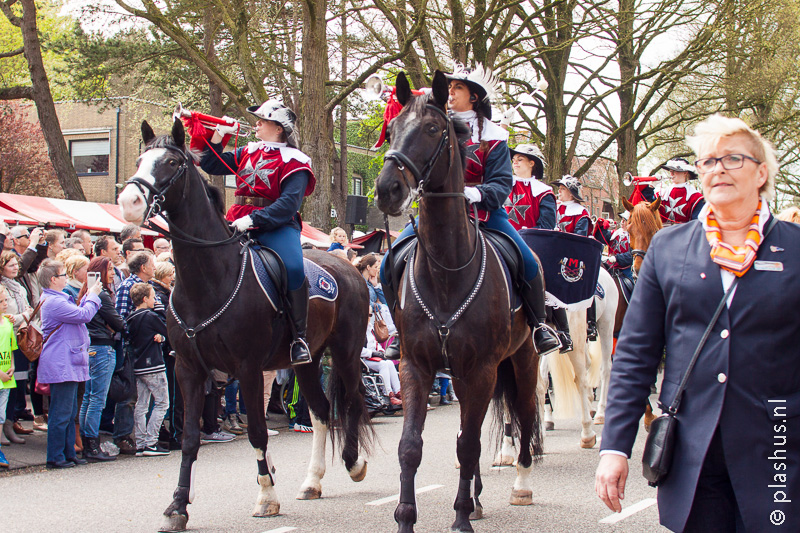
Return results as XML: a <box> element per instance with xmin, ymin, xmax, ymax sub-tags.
<box><xmin>667</xmin><ymin>215</ymin><xmax>778</xmax><ymax>415</ymax></box>
<box><xmin>24</xmin><ymin>299</ymin><xmax>44</xmax><ymax>326</ymax></box>
<box><xmin>42</xmin><ymin>324</ymin><xmax>63</xmax><ymax>346</ymax></box>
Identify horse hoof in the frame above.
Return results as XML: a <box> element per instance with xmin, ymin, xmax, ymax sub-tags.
<box><xmin>545</xmin><ymin>421</ymin><xmax>555</xmax><ymax>431</ymax></box>
<box><xmin>159</xmin><ymin>513</ymin><xmax>188</xmax><ymax>532</ymax></box>
<box><xmin>252</xmin><ymin>501</ymin><xmax>280</xmax><ymax>517</ymax></box>
<box><xmin>296</xmin><ymin>486</ymin><xmax>322</xmax><ymax>500</ymax></box>
<box><xmin>348</xmin><ymin>458</ymin><xmax>367</xmax><ymax>482</ymax></box>
<box><xmin>492</xmin><ymin>454</ymin><xmax>515</xmax><ymax>467</ymax></box>
<box><xmin>593</xmin><ymin>415</ymin><xmax>605</xmax><ymax>425</ymax></box>
<box><xmin>451</xmin><ymin>522</ymin><xmax>475</xmax><ymax>532</ymax></box>
<box><xmin>468</xmin><ymin>505</ymin><xmax>483</xmax><ymax>520</ymax></box>
<box><xmin>580</xmin><ymin>435</ymin><xmax>597</xmax><ymax>449</ymax></box>
<box><xmin>510</xmin><ymin>489</ymin><xmax>533</xmax><ymax>506</ymax></box>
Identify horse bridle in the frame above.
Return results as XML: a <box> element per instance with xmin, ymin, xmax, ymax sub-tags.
<box><xmin>383</xmin><ymin>103</ymin><xmax>481</xmax><ymax>273</ymax></box>
<box><xmin>125</xmin><ymin>145</ymin><xmax>243</xmax><ymax>248</ymax></box>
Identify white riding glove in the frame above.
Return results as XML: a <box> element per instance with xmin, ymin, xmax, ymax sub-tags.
<box><xmin>464</xmin><ymin>187</ymin><xmax>482</xmax><ymax>204</ymax></box>
<box><xmin>215</xmin><ymin>121</ymin><xmax>240</xmax><ymax>136</ymax></box>
<box><xmin>500</xmin><ymin>107</ymin><xmax>515</xmax><ymax>127</ymax></box>
<box><xmin>607</xmin><ymin>255</ymin><xmax>617</xmax><ymax>264</ymax></box>
<box><xmin>231</xmin><ymin>215</ymin><xmax>254</xmax><ymax>232</ymax></box>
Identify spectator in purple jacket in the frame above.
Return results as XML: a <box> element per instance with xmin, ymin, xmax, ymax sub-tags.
<box><xmin>37</xmin><ymin>259</ymin><xmax>102</xmax><ymax>469</ymax></box>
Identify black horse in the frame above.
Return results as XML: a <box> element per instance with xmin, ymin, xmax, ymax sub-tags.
<box><xmin>375</xmin><ymin>71</ymin><xmax>544</xmax><ymax>533</ymax></box>
<box><xmin>118</xmin><ymin>119</ymin><xmax>372</xmax><ymax>532</ymax></box>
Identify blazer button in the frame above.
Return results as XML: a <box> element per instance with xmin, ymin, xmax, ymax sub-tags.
<box><xmin>700</xmin><ymin>273</ymin><xmax>706</xmax><ymax>279</ymax></box>
<box><xmin>718</xmin><ymin>373</ymin><xmax>727</xmax><ymax>383</ymax></box>
<box><xmin>720</xmin><ymin>329</ymin><xmax>729</xmax><ymax>339</ymax></box>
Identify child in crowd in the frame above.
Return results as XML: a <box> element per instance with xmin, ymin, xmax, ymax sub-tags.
<box><xmin>127</xmin><ymin>283</ymin><xmax>170</xmax><ymax>457</ymax></box>
<box><xmin>0</xmin><ymin>286</ymin><xmax>17</xmax><ymax>467</ymax></box>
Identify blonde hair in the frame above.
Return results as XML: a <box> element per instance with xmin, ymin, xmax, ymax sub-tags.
<box><xmin>686</xmin><ymin>114</ymin><xmax>778</xmax><ymax>201</ymax></box>
<box><xmin>56</xmin><ymin>248</ymin><xmax>83</xmax><ymax>263</ymax></box>
<box><xmin>65</xmin><ymin>254</ymin><xmax>89</xmax><ymax>279</ymax></box>
<box><xmin>154</xmin><ymin>261</ymin><xmax>174</xmax><ymax>282</ymax></box>
<box><xmin>330</xmin><ymin>227</ymin><xmax>347</xmax><ymax>241</ymax></box>
<box><xmin>777</xmin><ymin>206</ymin><xmax>800</xmax><ymax>224</ymax></box>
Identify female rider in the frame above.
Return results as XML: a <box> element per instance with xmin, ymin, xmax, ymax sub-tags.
<box><xmin>657</xmin><ymin>157</ymin><xmax>705</xmax><ymax>224</ymax></box>
<box><xmin>199</xmin><ymin>100</ymin><xmax>316</xmax><ymax>365</ymax></box>
<box><xmin>555</xmin><ymin>176</ymin><xmax>598</xmax><ymax>340</ymax></box>
<box><xmin>382</xmin><ymin>65</ymin><xmax>560</xmax><ymax>358</ymax></box>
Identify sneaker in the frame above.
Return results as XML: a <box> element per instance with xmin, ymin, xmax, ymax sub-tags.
<box><xmin>267</xmin><ymin>429</ymin><xmax>279</xmax><ymax>437</ymax></box>
<box><xmin>0</xmin><ymin>449</ymin><xmax>8</xmax><ymax>468</ymax></box>
<box><xmin>200</xmin><ymin>431</ymin><xmax>235</xmax><ymax>443</ymax></box>
<box><xmin>114</xmin><ymin>437</ymin><xmax>137</xmax><ymax>455</ymax></box>
<box><xmin>168</xmin><ymin>439</ymin><xmax>183</xmax><ymax>451</ymax></box>
<box><xmin>100</xmin><ymin>441</ymin><xmax>120</xmax><ymax>457</ymax></box>
<box><xmin>223</xmin><ymin>414</ymin><xmax>243</xmax><ymax>435</ymax></box>
<box><xmin>142</xmin><ymin>444</ymin><xmax>170</xmax><ymax>456</ymax></box>
<box><xmin>136</xmin><ymin>448</ymin><xmax>145</xmax><ymax>457</ymax></box>
<box><xmin>293</xmin><ymin>424</ymin><xmax>313</xmax><ymax>433</ymax></box>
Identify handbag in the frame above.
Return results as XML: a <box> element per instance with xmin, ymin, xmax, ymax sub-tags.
<box><xmin>107</xmin><ymin>345</ymin><xmax>136</xmax><ymax>403</ymax></box>
<box><xmin>18</xmin><ymin>300</ymin><xmax>44</xmax><ymax>362</ymax></box>
<box><xmin>373</xmin><ymin>307</ymin><xmax>390</xmax><ymax>344</ymax></box>
<box><xmin>34</xmin><ymin>378</ymin><xmax>50</xmax><ymax>396</ymax></box>
<box><xmin>643</xmin><ymin>217</ymin><xmax>778</xmax><ymax>487</ymax></box>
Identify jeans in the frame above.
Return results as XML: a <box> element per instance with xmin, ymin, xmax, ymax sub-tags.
<box><xmin>381</xmin><ymin>208</ymin><xmax>540</xmax><ymax>286</ymax></box>
<box><xmin>79</xmin><ymin>345</ymin><xmax>116</xmax><ymax>439</ymax></box>
<box><xmin>47</xmin><ymin>381</ymin><xmax>79</xmax><ymax>463</ymax></box>
<box><xmin>134</xmin><ymin>372</ymin><xmax>169</xmax><ymax>449</ymax></box>
<box><xmin>224</xmin><ymin>380</ymin><xmax>240</xmax><ymax>416</ymax></box>
<box><xmin>113</xmin><ymin>397</ymin><xmax>135</xmax><ymax>440</ymax></box>
<box><xmin>0</xmin><ymin>388</ymin><xmax>9</xmax><ymax>426</ymax></box>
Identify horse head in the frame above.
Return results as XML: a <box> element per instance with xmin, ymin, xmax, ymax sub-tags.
<box><xmin>118</xmin><ymin>118</ymin><xmax>192</xmax><ymax>224</ymax></box>
<box><xmin>622</xmin><ymin>196</ymin><xmax>662</xmax><ymax>274</ymax></box>
<box><xmin>375</xmin><ymin>70</ymin><xmax>459</xmax><ymax>216</ymax></box>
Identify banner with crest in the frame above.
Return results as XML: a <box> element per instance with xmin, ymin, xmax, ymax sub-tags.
<box><xmin>519</xmin><ymin>228</ymin><xmax>604</xmax><ymax>311</ymax></box>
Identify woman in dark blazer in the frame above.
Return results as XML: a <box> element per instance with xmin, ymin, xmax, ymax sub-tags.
<box><xmin>596</xmin><ymin>114</ymin><xmax>800</xmax><ymax>532</ymax></box>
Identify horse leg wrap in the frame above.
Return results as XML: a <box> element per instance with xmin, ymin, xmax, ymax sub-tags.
<box><xmin>504</xmin><ymin>423</ymin><xmax>515</xmax><ymax>446</ymax></box>
<box><xmin>257</xmin><ymin>454</ymin><xmax>276</xmax><ymax>486</ymax></box>
<box><xmin>454</xmin><ymin>477</ymin><xmax>472</xmax><ymax>510</ymax></box>
<box><xmin>398</xmin><ymin>473</ymin><xmax>417</xmax><ymax>505</ymax></box>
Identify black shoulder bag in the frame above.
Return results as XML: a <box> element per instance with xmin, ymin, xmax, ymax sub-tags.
<box><xmin>642</xmin><ymin>216</ymin><xmax>777</xmax><ymax>487</ymax></box>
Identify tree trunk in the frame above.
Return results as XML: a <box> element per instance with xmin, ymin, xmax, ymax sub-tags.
<box><xmin>615</xmin><ymin>0</ymin><xmax>638</xmax><ymax>203</ymax></box>
<box><xmin>300</xmin><ymin>0</ymin><xmax>336</xmax><ymax>230</ymax></box>
<box><xmin>19</xmin><ymin>0</ymin><xmax>85</xmax><ymax>200</ymax></box>
<box><xmin>204</xmin><ymin>11</ymin><xmax>225</xmax><ymax>193</ymax></box>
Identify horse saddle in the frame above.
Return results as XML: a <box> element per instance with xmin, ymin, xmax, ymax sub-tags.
<box><xmin>385</xmin><ymin>228</ymin><xmax>522</xmax><ymax>312</ymax></box>
<box><xmin>616</xmin><ymin>272</ymin><xmax>635</xmax><ymax>304</ymax></box>
<box><xmin>249</xmin><ymin>246</ymin><xmax>339</xmax><ymax>311</ymax></box>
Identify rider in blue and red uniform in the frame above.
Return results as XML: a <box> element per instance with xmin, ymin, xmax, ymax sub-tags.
<box><xmin>381</xmin><ymin>65</ymin><xmax>560</xmax><ymax>359</ymax></box>
<box><xmin>555</xmin><ymin>176</ymin><xmax>599</xmax><ymax>340</ymax></box>
<box><xmin>605</xmin><ymin>212</ymin><xmax>633</xmax><ymax>281</ymax></box>
<box><xmin>657</xmin><ymin>157</ymin><xmax>705</xmax><ymax>224</ymax></box>
<box><xmin>199</xmin><ymin>100</ymin><xmax>316</xmax><ymax>365</ymax></box>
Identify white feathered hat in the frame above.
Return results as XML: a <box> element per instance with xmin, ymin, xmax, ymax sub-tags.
<box><xmin>445</xmin><ymin>64</ymin><xmax>500</xmax><ymax>119</ymax></box>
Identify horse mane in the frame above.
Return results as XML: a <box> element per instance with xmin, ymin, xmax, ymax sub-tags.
<box><xmin>148</xmin><ymin>134</ymin><xmax>226</xmax><ymax>215</ymax></box>
<box><xmin>628</xmin><ymin>202</ymin><xmax>662</xmax><ymax>250</ymax></box>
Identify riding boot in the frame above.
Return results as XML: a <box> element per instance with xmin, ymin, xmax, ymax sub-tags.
<box><xmin>287</xmin><ymin>279</ymin><xmax>312</xmax><ymax>365</ymax></box>
<box><xmin>550</xmin><ymin>306</ymin><xmax>573</xmax><ymax>353</ymax></box>
<box><xmin>522</xmin><ymin>273</ymin><xmax>560</xmax><ymax>356</ymax></box>
<box><xmin>586</xmin><ymin>300</ymin><xmax>598</xmax><ymax>341</ymax></box>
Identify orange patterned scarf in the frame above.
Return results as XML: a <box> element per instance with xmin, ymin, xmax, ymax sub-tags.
<box><xmin>703</xmin><ymin>200</ymin><xmax>763</xmax><ymax>277</ymax></box>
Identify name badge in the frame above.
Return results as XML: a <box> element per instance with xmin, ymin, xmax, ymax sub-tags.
<box><xmin>754</xmin><ymin>260</ymin><xmax>783</xmax><ymax>272</ymax></box>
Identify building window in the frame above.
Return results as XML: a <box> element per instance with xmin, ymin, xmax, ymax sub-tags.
<box><xmin>352</xmin><ymin>175</ymin><xmax>362</xmax><ymax>196</ymax></box>
<box><xmin>70</xmin><ymin>139</ymin><xmax>110</xmax><ymax>176</ymax></box>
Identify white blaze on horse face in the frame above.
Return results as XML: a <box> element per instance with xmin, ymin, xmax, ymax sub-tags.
<box><xmin>118</xmin><ymin>148</ymin><xmax>167</xmax><ymax>223</ymax></box>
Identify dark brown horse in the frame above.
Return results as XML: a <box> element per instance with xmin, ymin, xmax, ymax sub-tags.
<box><xmin>118</xmin><ymin>119</ymin><xmax>371</xmax><ymax>532</ymax></box>
<box><xmin>375</xmin><ymin>71</ymin><xmax>543</xmax><ymax>533</ymax></box>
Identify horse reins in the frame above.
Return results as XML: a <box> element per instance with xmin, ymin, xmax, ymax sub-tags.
<box><xmin>125</xmin><ymin>145</ymin><xmax>244</xmax><ymax>248</ymax></box>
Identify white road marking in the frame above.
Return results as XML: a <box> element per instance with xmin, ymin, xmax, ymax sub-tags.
<box><xmin>366</xmin><ymin>484</ymin><xmax>444</xmax><ymax>506</ymax></box>
<box><xmin>491</xmin><ymin>465</ymin><xmax>514</xmax><ymax>471</ymax></box>
<box><xmin>260</xmin><ymin>527</ymin><xmax>297</xmax><ymax>533</ymax></box>
<box><xmin>599</xmin><ymin>498</ymin><xmax>657</xmax><ymax>524</ymax></box>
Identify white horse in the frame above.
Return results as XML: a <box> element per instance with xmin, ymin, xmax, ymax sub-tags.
<box><xmin>537</xmin><ymin>267</ymin><xmax>618</xmax><ymax>448</ymax></box>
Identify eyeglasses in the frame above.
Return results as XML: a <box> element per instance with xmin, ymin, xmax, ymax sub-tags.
<box><xmin>694</xmin><ymin>154</ymin><xmax>761</xmax><ymax>173</ymax></box>
<box><xmin>53</xmin><ymin>273</ymin><xmax>67</xmax><ymax>278</ymax></box>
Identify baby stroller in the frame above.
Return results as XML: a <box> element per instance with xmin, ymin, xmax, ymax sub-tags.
<box><xmin>361</xmin><ymin>359</ymin><xmax>402</xmax><ymax>417</ymax></box>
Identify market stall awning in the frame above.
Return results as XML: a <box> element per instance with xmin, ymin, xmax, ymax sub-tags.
<box><xmin>0</xmin><ymin>193</ymin><xmax>89</xmax><ymax>229</ymax></box>
<box><xmin>0</xmin><ymin>205</ymin><xmax>37</xmax><ymax>225</ymax></box>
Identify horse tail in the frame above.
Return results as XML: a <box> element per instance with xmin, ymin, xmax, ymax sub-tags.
<box><xmin>326</xmin><ymin>359</ymin><xmax>376</xmax><ymax>458</ymax></box>
<box><xmin>587</xmin><ymin>340</ymin><xmax>603</xmax><ymax>389</ymax></box>
<box><xmin>492</xmin><ymin>357</ymin><xmax>544</xmax><ymax>464</ymax></box>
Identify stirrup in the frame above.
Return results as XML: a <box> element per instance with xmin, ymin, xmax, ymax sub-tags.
<box><xmin>533</xmin><ymin>323</ymin><xmax>560</xmax><ymax>357</ymax></box>
<box><xmin>586</xmin><ymin>322</ymin><xmax>598</xmax><ymax>342</ymax></box>
<box><xmin>290</xmin><ymin>338</ymin><xmax>312</xmax><ymax>365</ymax></box>
<box><xmin>557</xmin><ymin>331</ymin><xmax>573</xmax><ymax>353</ymax></box>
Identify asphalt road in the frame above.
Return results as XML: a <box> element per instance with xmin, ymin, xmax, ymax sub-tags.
<box><xmin>2</xmin><ymin>403</ymin><xmax>667</xmax><ymax>533</ymax></box>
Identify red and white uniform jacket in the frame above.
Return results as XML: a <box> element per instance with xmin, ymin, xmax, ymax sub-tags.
<box><xmin>557</xmin><ymin>201</ymin><xmax>592</xmax><ymax>235</ymax></box>
<box><xmin>453</xmin><ymin>111</ymin><xmax>512</xmax><ymax>222</ymax></box>
<box><xmin>505</xmin><ymin>177</ymin><xmax>556</xmax><ymax>230</ymax></box>
<box><xmin>658</xmin><ymin>183</ymin><xmax>704</xmax><ymax>224</ymax></box>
